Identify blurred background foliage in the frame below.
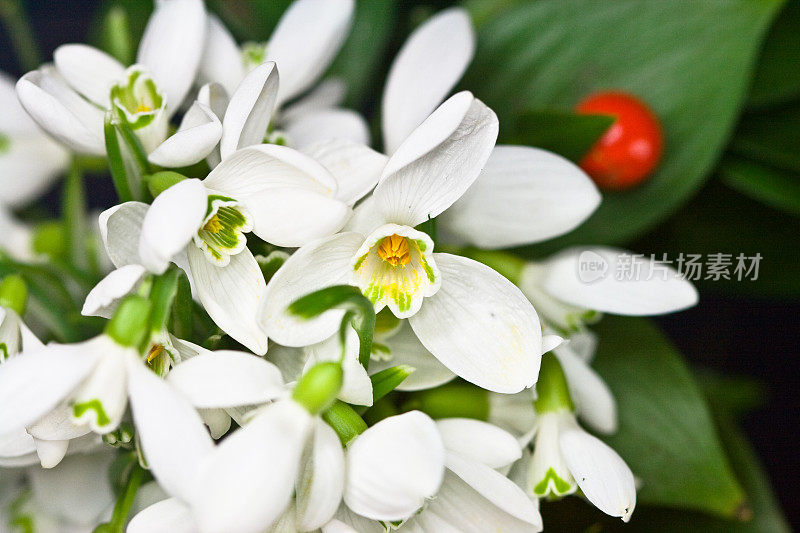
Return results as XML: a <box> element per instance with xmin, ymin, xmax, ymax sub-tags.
<box><xmin>2</xmin><ymin>0</ymin><xmax>799</xmax><ymax>530</ymax></box>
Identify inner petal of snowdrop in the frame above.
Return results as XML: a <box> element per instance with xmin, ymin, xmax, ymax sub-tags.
<box><xmin>529</xmin><ymin>411</ymin><xmax>577</xmax><ymax>498</ymax></box>
<box><xmin>351</xmin><ymin>224</ymin><xmax>441</xmax><ymax>319</ymax></box>
<box><xmin>0</xmin><ymin>133</ymin><xmax>10</xmax><ymax>154</ymax></box>
<box><xmin>193</xmin><ymin>194</ymin><xmax>253</xmax><ymax>267</ymax></box>
<box><xmin>109</xmin><ymin>66</ymin><xmax>169</xmax><ymax>152</ymax></box>
<box><xmin>241</xmin><ymin>41</ymin><xmax>267</xmax><ymax>71</ymax></box>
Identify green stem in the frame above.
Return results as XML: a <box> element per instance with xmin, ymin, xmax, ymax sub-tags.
<box><xmin>0</xmin><ymin>0</ymin><xmax>41</xmax><ymax>71</ymax></box>
<box><xmin>94</xmin><ymin>464</ymin><xmax>144</xmax><ymax>533</ymax></box>
<box><xmin>63</xmin><ymin>159</ymin><xmax>88</xmax><ymax>272</ymax></box>
<box><xmin>322</xmin><ymin>400</ymin><xmax>368</xmax><ymax>446</ymax></box>
<box><xmin>146</xmin><ymin>268</ymin><xmax>179</xmax><ymax>336</ymax></box>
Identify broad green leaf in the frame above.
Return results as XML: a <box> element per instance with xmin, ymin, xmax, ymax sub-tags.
<box><xmin>719</xmin><ymin>158</ymin><xmax>800</xmax><ymax>217</ymax></box>
<box><xmin>730</xmin><ymin>101</ymin><xmax>800</xmax><ymax>174</ymax></box>
<box><xmin>592</xmin><ymin>317</ymin><xmax>745</xmax><ymax>517</ymax></box>
<box><xmin>507</xmin><ymin>109</ymin><xmax>614</xmax><ymax>162</ymax></box>
<box><xmin>465</xmin><ymin>0</ymin><xmax>783</xmax><ymax>249</ymax></box>
<box><xmin>747</xmin><ymin>0</ymin><xmax>800</xmax><ymax>108</ymax></box>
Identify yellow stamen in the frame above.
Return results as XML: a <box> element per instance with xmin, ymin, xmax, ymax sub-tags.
<box><xmin>203</xmin><ymin>214</ymin><xmax>223</xmax><ymax>234</ymax></box>
<box><xmin>135</xmin><ymin>103</ymin><xmax>152</xmax><ymax>113</ymax></box>
<box><xmin>147</xmin><ymin>344</ymin><xmax>164</xmax><ymax>363</ymax></box>
<box><xmin>377</xmin><ymin>234</ymin><xmax>411</xmax><ymax>266</ymax></box>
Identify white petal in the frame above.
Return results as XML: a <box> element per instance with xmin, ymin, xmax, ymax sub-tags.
<box><xmin>193</xmin><ymin>400</ymin><xmax>312</xmax><ymax>533</ymax></box>
<box><xmin>33</xmin><ymin>438</ymin><xmax>69</xmax><ymax>469</ymax></box>
<box><xmin>0</xmin><ymin>206</ymin><xmax>34</xmax><ymax>261</ymax></box>
<box><xmin>0</xmin><ymin>133</ymin><xmax>69</xmax><ymax>207</ymax></box>
<box><xmin>436</xmin><ymin>418</ymin><xmax>521</xmax><ymax>468</ymax></box>
<box><xmin>284</xmin><ymin>108</ymin><xmax>369</xmax><ymax>150</ymax></box>
<box><xmin>375</xmin><ymin>92</ymin><xmax>498</xmax><ymax>227</ymax></box>
<box><xmin>267</xmin><ymin>342</ymin><xmax>306</xmax><ymax>384</ymax></box>
<box><xmin>0</xmin><ymin>71</ymin><xmax>38</xmax><ymax>133</ymax></box>
<box><xmin>99</xmin><ymin>201</ymin><xmax>148</xmax><ymax>267</ymax></box>
<box><xmin>139</xmin><ymin>178</ymin><xmax>207</xmax><ymax>274</ymax></box>
<box><xmin>267</xmin><ymin>0</ymin><xmax>354</xmax><ymax>103</ymax></box>
<box><xmin>219</xmin><ymin>61</ymin><xmax>279</xmax><ymax>160</ymax></box>
<box><xmin>0</xmin><ymin>342</ymin><xmax>99</xmax><ymax>434</ymax></box>
<box><xmin>137</xmin><ymin>0</ymin><xmax>207</xmax><ymax>114</ymax></box>
<box><xmin>445</xmin><ymin>452</ymin><xmax>542</xmax><ymax>527</ymax></box>
<box><xmin>344</xmin><ymin>411</ymin><xmax>444</xmax><ymax>521</ymax></box>
<box><xmin>127</xmin><ymin>357</ymin><xmax>214</xmax><ymax>503</ymax></box>
<box><xmin>408</xmin><ymin>253</ymin><xmax>542</xmax><ymax>393</ymax></box>
<box><xmin>342</xmin><ymin>194</ymin><xmax>385</xmax><ymax>236</ymax></box>
<box><xmin>16</xmin><ymin>68</ymin><xmax>105</xmax><ymax>155</ymax></box>
<box><xmin>542</xmin><ymin>334</ymin><xmax>564</xmax><ymax>354</ymax></box>
<box><xmin>542</xmin><ymin>247</ymin><xmax>699</xmax><ymax>315</ymax></box>
<box><xmin>187</xmin><ymin>245</ymin><xmax>269</xmax><ymax>355</ymax></box>
<box><xmin>281</xmin><ymin>78</ymin><xmax>346</xmax><ymax>123</ymax></box>
<box><xmin>148</xmin><ymin>102</ymin><xmax>222</xmax><ymax>167</ymax></box>
<box><xmin>368</xmin><ymin>321</ymin><xmax>455</xmax><ymax>391</ymax></box>
<box><xmin>197</xmin><ymin>81</ymin><xmax>230</xmax><ymax>121</ymax></box>
<box><xmin>260</xmin><ymin>232</ymin><xmax>362</xmax><ymax>347</ymax></box>
<box><xmin>167</xmin><ymin>350</ymin><xmax>285</xmax><ymax>408</ymax></box>
<box><xmin>53</xmin><ymin>44</ymin><xmax>125</xmax><ymax>106</ymax></box>
<box><xmin>199</xmin><ymin>408</ymin><xmax>232</xmax><ymax>439</ymax></box>
<box><xmin>442</xmin><ymin>145</ymin><xmax>601</xmax><ymax>248</ymax></box>
<box><xmin>82</xmin><ymin>264</ymin><xmax>146</xmax><ymax>318</ymax></box>
<box><xmin>488</xmin><ymin>391</ymin><xmax>537</xmax><ymax>441</ymax></box>
<box><xmin>554</xmin><ymin>343</ymin><xmax>617</xmax><ymax>435</ymax></box>
<box><xmin>381</xmin><ymin>8</ymin><xmax>474</xmax><ymax>154</ymax></box>
<box><xmin>559</xmin><ymin>422</ymin><xmax>636</xmax><ymax>522</ymax></box>
<box><xmin>128</xmin><ymin>498</ymin><xmax>197</xmax><ymax>533</ymax></box>
<box><xmin>71</xmin><ymin>344</ymin><xmax>131</xmax><ymax>433</ymax></box>
<box><xmin>203</xmin><ymin>144</ymin><xmax>350</xmax><ymax>247</ymax></box>
<box><xmin>28</xmin><ymin>450</ymin><xmax>115</xmax><ymax>524</ymax></box>
<box><xmin>27</xmin><ymin>403</ymin><xmax>90</xmax><ymax>441</ymax></box>
<box><xmin>0</xmin><ymin>427</ymin><xmax>35</xmax><ymax>458</ymax></box>
<box><xmin>199</xmin><ymin>15</ymin><xmax>245</xmax><ymax>96</ymax></box>
<box><xmin>296</xmin><ymin>419</ymin><xmax>345</xmax><ymax>531</ymax></box>
<box><xmin>305</xmin><ymin>329</ymin><xmax>372</xmax><ymax>406</ymax></box>
<box><xmin>300</xmin><ymin>139</ymin><xmax>387</xmax><ymax>205</ymax></box>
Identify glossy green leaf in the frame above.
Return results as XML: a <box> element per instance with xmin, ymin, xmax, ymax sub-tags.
<box><xmin>592</xmin><ymin>317</ymin><xmax>745</xmax><ymax>517</ymax></box>
<box><xmin>730</xmin><ymin>101</ymin><xmax>800</xmax><ymax>174</ymax></box>
<box><xmin>507</xmin><ymin>109</ymin><xmax>614</xmax><ymax>162</ymax></box>
<box><xmin>719</xmin><ymin>157</ymin><xmax>800</xmax><ymax>217</ymax></box>
<box><xmin>747</xmin><ymin>0</ymin><xmax>800</xmax><ymax>108</ymax></box>
<box><xmin>465</xmin><ymin>0</ymin><xmax>783</xmax><ymax>249</ymax></box>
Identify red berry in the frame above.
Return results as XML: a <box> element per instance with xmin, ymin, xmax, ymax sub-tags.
<box><xmin>575</xmin><ymin>91</ymin><xmax>664</xmax><ymax>190</ymax></box>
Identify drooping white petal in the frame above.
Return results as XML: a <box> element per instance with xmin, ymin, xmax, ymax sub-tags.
<box><xmin>127</xmin><ymin>357</ymin><xmax>214</xmax><ymax>503</ymax></box>
<box><xmin>375</xmin><ymin>92</ymin><xmax>498</xmax><ymax>227</ymax></box>
<box><xmin>409</xmin><ymin>253</ymin><xmax>542</xmax><ymax>393</ymax></box>
<box><xmin>559</xmin><ymin>420</ymin><xmax>636</xmax><ymax>522</ymax></box>
<box><xmin>193</xmin><ymin>400</ymin><xmax>312</xmax><ymax>533</ymax></box>
<box><xmin>28</xmin><ymin>450</ymin><xmax>115</xmax><ymax>525</ymax></box>
<box><xmin>219</xmin><ymin>61</ymin><xmax>279</xmax><ymax>160</ymax></box>
<box><xmin>137</xmin><ymin>0</ymin><xmax>207</xmax><ymax>114</ymax></box>
<box><xmin>199</xmin><ymin>408</ymin><xmax>232</xmax><ymax>439</ymax></box>
<box><xmin>199</xmin><ymin>15</ymin><xmax>245</xmax><ymax>96</ymax></box>
<box><xmin>33</xmin><ymin>438</ymin><xmax>69</xmax><ymax>469</ymax></box>
<box><xmin>304</xmin><ymin>328</ymin><xmax>373</xmax><ymax>406</ymax></box>
<box><xmin>203</xmin><ymin>144</ymin><xmax>350</xmax><ymax>247</ymax></box>
<box><xmin>187</xmin><ymin>245</ymin><xmax>269</xmax><ymax>355</ymax></box>
<box><xmin>445</xmin><ymin>452</ymin><xmax>543</xmax><ymax>528</ymax></box>
<box><xmin>296</xmin><ymin>419</ymin><xmax>346</xmax><ymax>531</ymax></box>
<box><xmin>260</xmin><ymin>233</ymin><xmax>362</xmax><ymax>347</ymax></box>
<box><xmin>300</xmin><ymin>139</ymin><xmax>387</xmax><ymax>205</ymax></box>
<box><xmin>542</xmin><ymin>334</ymin><xmax>564</xmax><ymax>354</ymax></box>
<box><xmin>82</xmin><ymin>264</ymin><xmax>146</xmax><ymax>318</ymax></box>
<box><xmin>344</xmin><ymin>411</ymin><xmax>444</xmax><ymax>521</ymax></box>
<box><xmin>0</xmin><ymin>341</ymin><xmax>100</xmax><ymax>434</ymax></box>
<box><xmin>27</xmin><ymin>403</ymin><xmax>90</xmax><ymax>441</ymax></box>
<box><xmin>382</xmin><ymin>8</ymin><xmax>475</xmax><ymax>154</ymax></box>
<box><xmin>16</xmin><ymin>67</ymin><xmax>105</xmax><ymax>155</ymax></box>
<box><xmin>0</xmin><ymin>427</ymin><xmax>35</xmax><ymax>459</ymax></box>
<box><xmin>71</xmin><ymin>343</ymin><xmax>131</xmax><ymax>433</ymax></box>
<box><xmin>283</xmin><ymin>108</ymin><xmax>370</xmax><ymax>150</ymax></box>
<box><xmin>148</xmin><ymin>102</ymin><xmax>222</xmax><ymax>167</ymax></box>
<box><xmin>139</xmin><ymin>178</ymin><xmax>207</xmax><ymax>274</ymax></box>
<box><xmin>342</xmin><ymin>194</ymin><xmax>385</xmax><ymax>236</ymax></box>
<box><xmin>554</xmin><ymin>343</ymin><xmax>617</xmax><ymax>435</ymax></box>
<box><xmin>167</xmin><ymin>350</ymin><xmax>285</xmax><ymax>408</ymax></box>
<box><xmin>99</xmin><ymin>201</ymin><xmax>148</xmax><ymax>267</ymax></box>
<box><xmin>541</xmin><ymin>247</ymin><xmax>699</xmax><ymax>315</ymax></box>
<box><xmin>280</xmin><ymin>78</ymin><xmax>346</xmax><ymax>123</ymax></box>
<box><xmin>368</xmin><ymin>321</ymin><xmax>455</xmax><ymax>391</ymax></box>
<box><xmin>0</xmin><ymin>134</ymin><xmax>69</xmax><ymax>207</ymax></box>
<box><xmin>53</xmin><ymin>44</ymin><xmax>125</xmax><ymax>106</ymax></box>
<box><xmin>128</xmin><ymin>498</ymin><xmax>197</xmax><ymax>533</ymax></box>
<box><xmin>442</xmin><ymin>145</ymin><xmax>601</xmax><ymax>248</ymax></box>
<box><xmin>436</xmin><ymin>418</ymin><xmax>521</xmax><ymax>468</ymax></box>
<box><xmin>267</xmin><ymin>0</ymin><xmax>354</xmax><ymax>103</ymax></box>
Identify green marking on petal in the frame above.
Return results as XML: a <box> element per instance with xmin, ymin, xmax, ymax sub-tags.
<box><xmin>0</xmin><ymin>132</ymin><xmax>11</xmax><ymax>154</ymax></box>
<box><xmin>420</xmin><ymin>256</ymin><xmax>436</xmax><ymax>284</ymax></box>
<box><xmin>110</xmin><ymin>67</ymin><xmax>164</xmax><ymax>130</ymax></box>
<box><xmin>194</xmin><ymin>195</ymin><xmax>253</xmax><ymax>266</ymax></box>
<box><xmin>414</xmin><ymin>239</ymin><xmax>427</xmax><ymax>252</ymax></box>
<box><xmin>534</xmin><ymin>467</ymin><xmax>574</xmax><ymax>496</ymax></box>
<box><xmin>0</xmin><ymin>343</ymin><xmax>8</xmax><ymax>362</ymax></box>
<box><xmin>73</xmin><ymin>399</ymin><xmax>111</xmax><ymax>427</ymax></box>
<box><xmin>241</xmin><ymin>41</ymin><xmax>267</xmax><ymax>70</ymax></box>
<box><xmin>353</xmin><ymin>252</ymin><xmax>369</xmax><ymax>272</ymax></box>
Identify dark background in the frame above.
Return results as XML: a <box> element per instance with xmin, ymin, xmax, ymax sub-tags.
<box><xmin>2</xmin><ymin>0</ymin><xmax>797</xmax><ymax>527</ymax></box>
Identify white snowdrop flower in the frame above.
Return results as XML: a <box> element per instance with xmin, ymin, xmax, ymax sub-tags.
<box><xmin>199</xmin><ymin>0</ymin><xmax>368</xmax><ymax>149</ymax></box>
<box><xmin>99</xmin><ymin>139</ymin><xmax>352</xmax><ymax>354</ymax></box>
<box><xmin>519</xmin><ymin>246</ymin><xmax>699</xmax><ymax>332</ymax></box>
<box><xmin>16</xmin><ymin>0</ymin><xmax>208</xmax><ymax>157</ymax></box>
<box><xmin>262</xmin><ymin>92</ymin><xmax>545</xmax><ymax>394</ymax></box>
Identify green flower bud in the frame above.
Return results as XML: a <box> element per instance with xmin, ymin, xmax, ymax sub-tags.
<box><xmin>32</xmin><ymin>222</ymin><xmax>67</xmax><ymax>259</ymax></box>
<box><xmin>146</xmin><ymin>171</ymin><xmax>188</xmax><ymax>198</ymax></box>
<box><xmin>292</xmin><ymin>361</ymin><xmax>344</xmax><ymax>415</ymax></box>
<box><xmin>105</xmin><ymin>296</ymin><xmax>152</xmax><ymax>348</ymax></box>
<box><xmin>534</xmin><ymin>352</ymin><xmax>575</xmax><ymax>414</ymax></box>
<box><xmin>0</xmin><ymin>275</ymin><xmax>28</xmax><ymax>316</ymax></box>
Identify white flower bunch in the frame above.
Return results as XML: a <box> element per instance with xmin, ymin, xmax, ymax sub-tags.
<box><xmin>0</xmin><ymin>1</ymin><xmax>699</xmax><ymax>532</ymax></box>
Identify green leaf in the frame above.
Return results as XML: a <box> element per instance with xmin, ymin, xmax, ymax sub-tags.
<box><xmin>730</xmin><ymin>101</ymin><xmax>800</xmax><ymax>174</ymax></box>
<box><xmin>322</xmin><ymin>400</ymin><xmax>368</xmax><ymax>446</ymax></box>
<box><xmin>207</xmin><ymin>0</ymin><xmax>291</xmax><ymax>41</ymax></box>
<box><xmin>99</xmin><ymin>6</ymin><xmax>133</xmax><ymax>64</ymax></box>
<box><xmin>592</xmin><ymin>316</ymin><xmax>745</xmax><ymax>517</ymax></box>
<box><xmin>369</xmin><ymin>365</ymin><xmax>414</xmax><ymax>404</ymax></box>
<box><xmin>104</xmin><ymin>114</ymin><xmax>151</xmax><ymax>203</ymax></box>
<box><xmin>747</xmin><ymin>0</ymin><xmax>800</xmax><ymax>108</ymax></box>
<box><xmin>719</xmin><ymin>157</ymin><xmax>800</xmax><ymax>217</ymax></box>
<box><xmin>465</xmin><ymin>0</ymin><xmax>784</xmax><ymax>249</ymax></box>
<box><xmin>507</xmin><ymin>109</ymin><xmax>614</xmax><ymax>162</ymax></box>
<box><xmin>401</xmin><ymin>382</ymin><xmax>489</xmax><ymax>421</ymax></box>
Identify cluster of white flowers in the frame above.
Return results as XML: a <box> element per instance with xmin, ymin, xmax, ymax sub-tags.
<box><xmin>0</xmin><ymin>1</ymin><xmax>700</xmax><ymax>531</ymax></box>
